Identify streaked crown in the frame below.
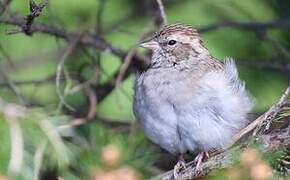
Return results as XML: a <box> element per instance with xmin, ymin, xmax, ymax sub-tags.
<box><xmin>154</xmin><ymin>23</ymin><xmax>199</xmax><ymax>39</ymax></box>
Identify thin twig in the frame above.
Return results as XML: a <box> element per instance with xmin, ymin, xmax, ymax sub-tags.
<box><xmin>114</xmin><ymin>26</ymin><xmax>152</xmax><ymax>109</ymax></box>
<box><xmin>80</xmin><ymin>46</ymin><xmax>111</xmax><ymax>79</ymax></box>
<box><xmin>58</xmin><ymin>87</ymin><xmax>97</xmax><ymax>130</ymax></box>
<box><xmin>262</xmin><ymin>34</ymin><xmax>290</xmax><ymax>61</ymax></box>
<box><xmin>67</xmin><ymin>68</ymin><xmax>99</xmax><ymax>95</ymax></box>
<box><xmin>254</xmin><ymin>85</ymin><xmax>290</xmax><ymax>134</ymax></box>
<box><xmin>115</xmin><ymin>26</ymin><xmax>152</xmax><ymax>88</ymax></box>
<box><xmin>0</xmin><ymin>75</ymin><xmax>55</xmax><ymax>86</ymax></box>
<box><xmin>236</xmin><ymin>58</ymin><xmax>288</xmax><ymax>71</ymax></box>
<box><xmin>56</xmin><ymin>40</ymin><xmax>78</xmax><ymax>111</ymax></box>
<box><xmin>85</xmin><ymin>87</ymin><xmax>97</xmax><ymax>119</ymax></box>
<box><xmin>96</xmin><ymin>0</ymin><xmax>106</xmax><ymax>35</ymax></box>
<box><xmin>0</xmin><ymin>41</ymin><xmax>15</xmax><ymax>68</ymax></box>
<box><xmin>0</xmin><ymin>69</ymin><xmax>25</xmax><ymax>105</ymax></box>
<box><xmin>156</xmin><ymin>0</ymin><xmax>167</xmax><ymax>25</ymax></box>
<box><xmin>198</xmin><ymin>19</ymin><xmax>290</xmax><ymax>33</ymax></box>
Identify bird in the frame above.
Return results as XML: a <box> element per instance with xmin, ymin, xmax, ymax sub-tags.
<box><xmin>133</xmin><ymin>23</ymin><xmax>254</xmax><ymax>178</ymax></box>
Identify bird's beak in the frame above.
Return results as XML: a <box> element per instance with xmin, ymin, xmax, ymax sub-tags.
<box><xmin>139</xmin><ymin>39</ymin><xmax>159</xmax><ymax>50</ymax></box>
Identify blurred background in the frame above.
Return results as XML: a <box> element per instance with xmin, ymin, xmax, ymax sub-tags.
<box><xmin>0</xmin><ymin>0</ymin><xmax>289</xmax><ymax>179</ymax></box>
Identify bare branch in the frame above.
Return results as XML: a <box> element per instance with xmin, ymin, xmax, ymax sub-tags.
<box><xmin>0</xmin><ymin>16</ymin><xmax>149</xmax><ymax>69</ymax></box>
<box><xmin>22</xmin><ymin>0</ymin><xmax>48</xmax><ymax>35</ymax></box>
<box><xmin>262</xmin><ymin>34</ymin><xmax>290</xmax><ymax>61</ymax></box>
<box><xmin>58</xmin><ymin>86</ymin><xmax>97</xmax><ymax>130</ymax></box>
<box><xmin>85</xmin><ymin>87</ymin><xmax>97</xmax><ymax>120</ymax></box>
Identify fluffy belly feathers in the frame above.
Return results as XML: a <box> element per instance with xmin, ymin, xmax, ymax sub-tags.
<box><xmin>133</xmin><ymin>63</ymin><xmax>253</xmax><ymax>154</ymax></box>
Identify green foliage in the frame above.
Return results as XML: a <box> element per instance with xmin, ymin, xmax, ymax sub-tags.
<box><xmin>72</xmin><ymin>123</ymin><xmax>156</xmax><ymax>178</ymax></box>
<box><xmin>0</xmin><ymin>0</ymin><xmax>290</xmax><ymax>179</ymax></box>
<box><xmin>0</xmin><ymin>103</ymin><xmax>74</xmax><ymax>179</ymax></box>
<box><xmin>0</xmin><ymin>117</ymin><xmax>10</xmax><ymax>173</ymax></box>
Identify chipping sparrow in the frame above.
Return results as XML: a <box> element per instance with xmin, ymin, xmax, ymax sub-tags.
<box><xmin>133</xmin><ymin>24</ymin><xmax>253</xmax><ymax>176</ymax></box>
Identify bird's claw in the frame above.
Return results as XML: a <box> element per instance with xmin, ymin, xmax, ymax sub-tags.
<box><xmin>173</xmin><ymin>156</ymin><xmax>186</xmax><ymax>180</ymax></box>
<box><xmin>194</xmin><ymin>151</ymin><xmax>209</xmax><ymax>170</ymax></box>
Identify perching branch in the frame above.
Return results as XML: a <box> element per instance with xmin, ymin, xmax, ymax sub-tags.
<box><xmin>159</xmin><ymin>126</ymin><xmax>290</xmax><ymax>180</ymax></box>
<box><xmin>231</xmin><ymin>85</ymin><xmax>290</xmax><ymax>145</ymax></box>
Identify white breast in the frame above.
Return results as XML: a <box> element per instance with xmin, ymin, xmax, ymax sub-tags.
<box><xmin>133</xmin><ymin>59</ymin><xmax>254</xmax><ymax>153</ymax></box>
<box><xmin>133</xmin><ymin>68</ymin><xmax>186</xmax><ymax>154</ymax></box>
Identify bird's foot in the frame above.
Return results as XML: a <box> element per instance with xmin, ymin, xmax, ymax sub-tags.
<box><xmin>194</xmin><ymin>151</ymin><xmax>209</xmax><ymax>170</ymax></box>
<box><xmin>173</xmin><ymin>155</ymin><xmax>186</xmax><ymax>180</ymax></box>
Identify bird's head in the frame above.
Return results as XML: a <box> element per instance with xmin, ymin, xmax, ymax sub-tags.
<box><xmin>140</xmin><ymin>24</ymin><xmax>210</xmax><ymax>66</ymax></box>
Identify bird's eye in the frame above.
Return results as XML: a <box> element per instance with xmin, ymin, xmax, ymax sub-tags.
<box><xmin>168</xmin><ymin>40</ymin><xmax>177</xmax><ymax>46</ymax></box>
